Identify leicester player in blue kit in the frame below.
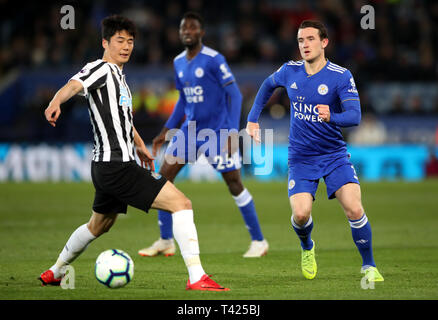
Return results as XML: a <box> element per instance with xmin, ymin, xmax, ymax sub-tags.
<box><xmin>138</xmin><ymin>12</ymin><xmax>268</xmax><ymax>258</ymax></box>
<box><xmin>246</xmin><ymin>20</ymin><xmax>383</xmax><ymax>282</ymax></box>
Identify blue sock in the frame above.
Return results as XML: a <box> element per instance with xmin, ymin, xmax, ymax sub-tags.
<box><xmin>291</xmin><ymin>215</ymin><xmax>314</xmax><ymax>250</ymax></box>
<box><xmin>349</xmin><ymin>213</ymin><xmax>376</xmax><ymax>268</ymax></box>
<box><xmin>233</xmin><ymin>189</ymin><xmax>264</xmax><ymax>241</ymax></box>
<box><xmin>158</xmin><ymin>210</ymin><xmax>173</xmax><ymax>240</ymax></box>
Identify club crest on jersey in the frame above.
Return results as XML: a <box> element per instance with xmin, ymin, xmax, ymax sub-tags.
<box><xmin>288</xmin><ymin>179</ymin><xmax>295</xmax><ymax>190</ymax></box>
<box><xmin>195</xmin><ymin>67</ymin><xmax>204</xmax><ymax>78</ymax></box>
<box><xmin>178</xmin><ymin>71</ymin><xmax>183</xmax><ymax>78</ymax></box>
<box><xmin>318</xmin><ymin>84</ymin><xmax>329</xmax><ymax>95</ymax></box>
<box><xmin>151</xmin><ymin>172</ymin><xmax>162</xmax><ymax>180</ymax></box>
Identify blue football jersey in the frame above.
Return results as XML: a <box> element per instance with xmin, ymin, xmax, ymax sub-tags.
<box><xmin>271</xmin><ymin>60</ymin><xmax>360</xmax><ymax>159</ymax></box>
<box><xmin>173</xmin><ymin>46</ymin><xmax>236</xmax><ymax>132</ymax></box>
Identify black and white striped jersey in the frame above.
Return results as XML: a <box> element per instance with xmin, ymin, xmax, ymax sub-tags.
<box><xmin>71</xmin><ymin>59</ymin><xmax>135</xmax><ymax>162</ymax></box>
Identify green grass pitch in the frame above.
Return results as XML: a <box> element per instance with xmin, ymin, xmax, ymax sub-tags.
<box><xmin>1</xmin><ymin>179</ymin><xmax>437</xmax><ymax>300</ymax></box>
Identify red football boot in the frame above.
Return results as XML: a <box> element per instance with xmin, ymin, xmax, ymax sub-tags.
<box><xmin>38</xmin><ymin>270</ymin><xmax>62</xmax><ymax>286</ymax></box>
<box><xmin>186</xmin><ymin>274</ymin><xmax>230</xmax><ymax>291</ymax></box>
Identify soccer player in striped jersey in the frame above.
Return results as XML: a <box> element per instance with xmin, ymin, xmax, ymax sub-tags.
<box><xmin>138</xmin><ymin>12</ymin><xmax>268</xmax><ymax>258</ymax></box>
<box><xmin>246</xmin><ymin>20</ymin><xmax>383</xmax><ymax>282</ymax></box>
<box><xmin>39</xmin><ymin>15</ymin><xmax>229</xmax><ymax>291</ymax></box>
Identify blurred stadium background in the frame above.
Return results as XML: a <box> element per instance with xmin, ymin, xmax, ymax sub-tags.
<box><xmin>1</xmin><ymin>0</ymin><xmax>438</xmax><ymax>182</ymax></box>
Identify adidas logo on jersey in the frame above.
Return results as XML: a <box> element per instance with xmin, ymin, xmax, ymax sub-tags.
<box><xmin>290</xmin><ymin>82</ymin><xmax>298</xmax><ymax>89</ymax></box>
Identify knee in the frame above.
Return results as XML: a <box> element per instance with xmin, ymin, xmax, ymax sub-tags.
<box><xmin>345</xmin><ymin>206</ymin><xmax>364</xmax><ymax>221</ymax></box>
<box><xmin>183</xmin><ymin>197</ymin><xmax>192</xmax><ymax>210</ymax></box>
<box><xmin>291</xmin><ymin>208</ymin><xmax>312</xmax><ymax>226</ymax></box>
<box><xmin>174</xmin><ymin>196</ymin><xmax>192</xmax><ymax>212</ymax></box>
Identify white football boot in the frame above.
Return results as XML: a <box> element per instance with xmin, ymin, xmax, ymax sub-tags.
<box><xmin>243</xmin><ymin>239</ymin><xmax>269</xmax><ymax>258</ymax></box>
<box><xmin>138</xmin><ymin>238</ymin><xmax>176</xmax><ymax>257</ymax></box>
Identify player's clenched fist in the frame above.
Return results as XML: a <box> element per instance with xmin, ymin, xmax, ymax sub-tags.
<box><xmin>316</xmin><ymin>104</ymin><xmax>330</xmax><ymax>122</ymax></box>
<box><xmin>246</xmin><ymin>121</ymin><xmax>261</xmax><ymax>143</ymax></box>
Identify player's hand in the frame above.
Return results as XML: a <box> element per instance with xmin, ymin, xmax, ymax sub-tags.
<box><xmin>152</xmin><ymin>130</ymin><xmax>168</xmax><ymax>157</ymax></box>
<box><xmin>136</xmin><ymin>145</ymin><xmax>155</xmax><ymax>172</ymax></box>
<box><xmin>316</xmin><ymin>104</ymin><xmax>330</xmax><ymax>122</ymax></box>
<box><xmin>246</xmin><ymin>121</ymin><xmax>261</xmax><ymax>144</ymax></box>
<box><xmin>44</xmin><ymin>102</ymin><xmax>61</xmax><ymax>127</ymax></box>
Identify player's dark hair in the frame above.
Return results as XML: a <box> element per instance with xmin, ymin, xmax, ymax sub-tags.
<box><xmin>298</xmin><ymin>20</ymin><xmax>328</xmax><ymax>40</ymax></box>
<box><xmin>182</xmin><ymin>11</ymin><xmax>204</xmax><ymax>29</ymax></box>
<box><xmin>101</xmin><ymin>15</ymin><xmax>137</xmax><ymax>41</ymax></box>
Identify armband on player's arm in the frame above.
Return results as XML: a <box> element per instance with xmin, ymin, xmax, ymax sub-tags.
<box><xmin>224</xmin><ymin>81</ymin><xmax>242</xmax><ymax>131</ymax></box>
<box><xmin>330</xmin><ymin>99</ymin><xmax>361</xmax><ymax>127</ymax></box>
<box><xmin>247</xmin><ymin>75</ymin><xmax>277</xmax><ymax>123</ymax></box>
<box><xmin>165</xmin><ymin>92</ymin><xmax>186</xmax><ymax>129</ymax></box>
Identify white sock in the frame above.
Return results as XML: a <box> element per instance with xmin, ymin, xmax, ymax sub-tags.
<box><xmin>172</xmin><ymin>209</ymin><xmax>205</xmax><ymax>283</ymax></box>
<box><xmin>50</xmin><ymin>224</ymin><xmax>96</xmax><ymax>278</ymax></box>
<box><xmin>232</xmin><ymin>188</ymin><xmax>252</xmax><ymax>207</ymax></box>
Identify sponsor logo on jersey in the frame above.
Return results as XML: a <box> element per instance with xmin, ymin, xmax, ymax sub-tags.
<box><xmin>183</xmin><ymin>86</ymin><xmax>204</xmax><ymax>103</ymax></box>
<box><xmin>290</xmin><ymin>82</ymin><xmax>298</xmax><ymax>89</ymax></box>
<box><xmin>119</xmin><ymin>86</ymin><xmax>132</xmax><ymax>108</ymax></box>
<box><xmin>291</xmin><ymin>99</ymin><xmax>323</xmax><ymax>123</ymax></box>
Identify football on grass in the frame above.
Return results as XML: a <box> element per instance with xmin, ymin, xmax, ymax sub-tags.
<box><xmin>95</xmin><ymin>249</ymin><xmax>134</xmax><ymax>288</ymax></box>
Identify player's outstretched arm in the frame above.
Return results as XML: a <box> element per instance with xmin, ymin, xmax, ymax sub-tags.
<box><xmin>44</xmin><ymin>80</ymin><xmax>84</xmax><ymax>127</ymax></box>
<box><xmin>245</xmin><ymin>75</ymin><xmax>278</xmax><ymax>144</ymax></box>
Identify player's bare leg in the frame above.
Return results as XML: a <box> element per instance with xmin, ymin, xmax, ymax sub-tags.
<box><xmin>87</xmin><ymin>212</ymin><xmax>118</xmax><ymax>237</ymax></box>
<box><xmin>222</xmin><ymin>169</ymin><xmax>268</xmax><ymax>257</ymax></box>
<box><xmin>290</xmin><ymin>192</ymin><xmax>317</xmax><ymax>279</ymax></box>
<box><xmin>335</xmin><ymin>183</ymin><xmax>364</xmax><ymax>220</ymax></box>
<box><xmin>290</xmin><ymin>192</ymin><xmax>313</xmax><ymax>226</ymax></box>
<box><xmin>335</xmin><ymin>183</ymin><xmax>383</xmax><ymax>281</ymax></box>
<box><xmin>39</xmin><ymin>211</ymin><xmax>118</xmax><ymax>286</ymax></box>
<box><xmin>138</xmin><ymin>158</ymin><xmax>185</xmax><ymax>257</ymax></box>
<box><xmin>151</xmin><ymin>181</ymin><xmax>229</xmax><ymax>291</ymax></box>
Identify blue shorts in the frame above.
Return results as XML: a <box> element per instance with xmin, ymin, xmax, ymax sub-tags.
<box><xmin>165</xmin><ymin>126</ymin><xmax>241</xmax><ymax>173</ymax></box>
<box><xmin>288</xmin><ymin>155</ymin><xmax>360</xmax><ymax>199</ymax></box>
